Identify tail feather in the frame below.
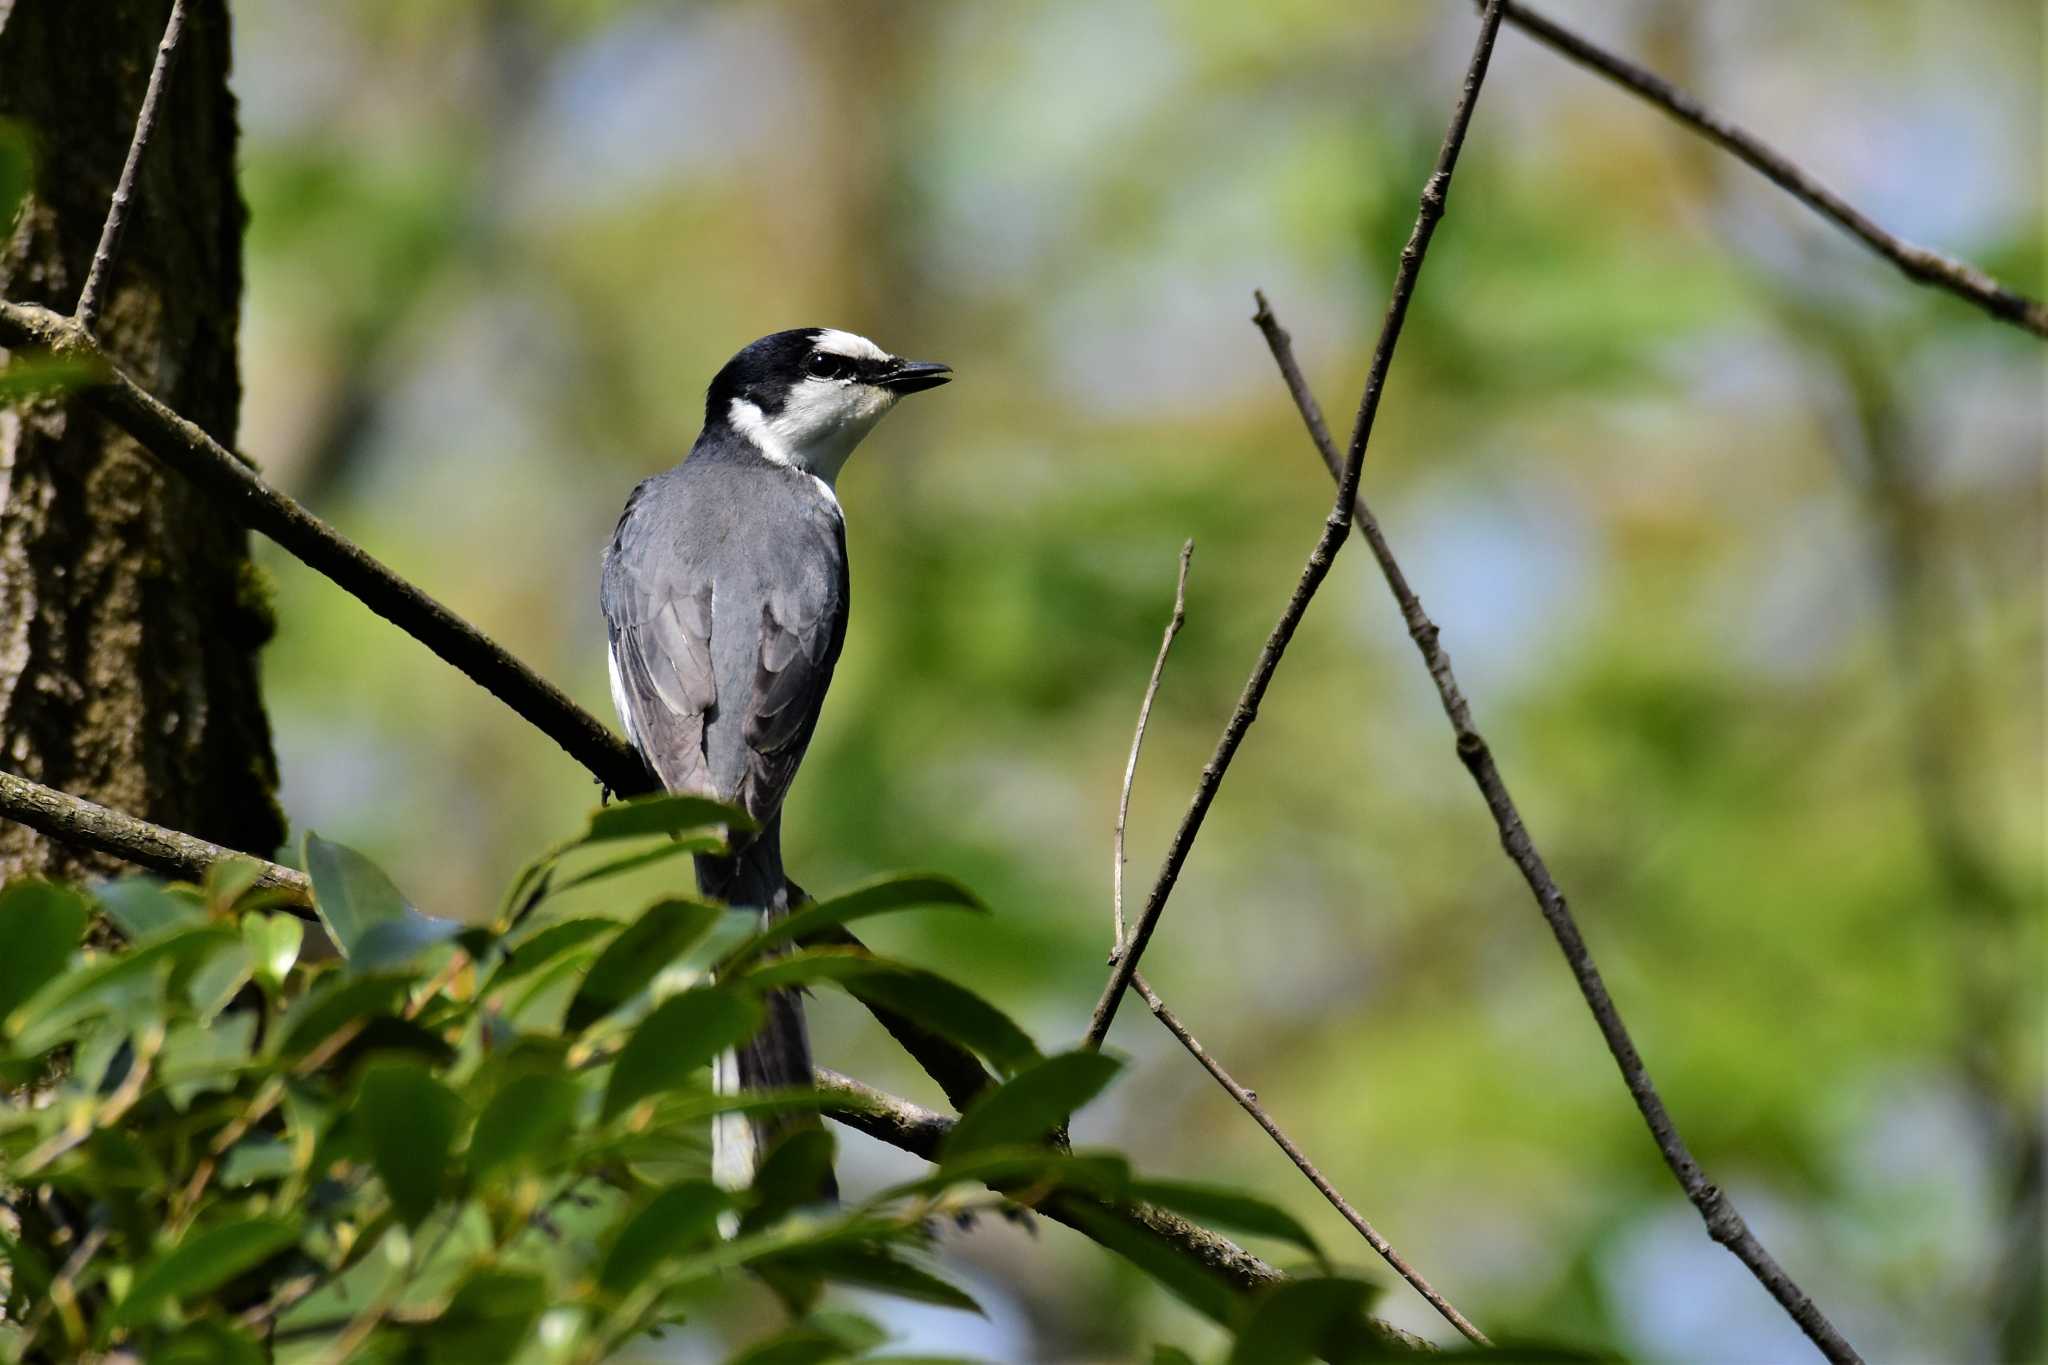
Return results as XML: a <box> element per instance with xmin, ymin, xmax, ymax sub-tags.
<box><xmin>697</xmin><ymin>818</ymin><xmax>835</xmax><ymax>1202</ymax></box>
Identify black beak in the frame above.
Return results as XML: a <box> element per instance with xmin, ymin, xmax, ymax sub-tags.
<box><xmin>880</xmin><ymin>360</ymin><xmax>952</xmax><ymax>394</ymax></box>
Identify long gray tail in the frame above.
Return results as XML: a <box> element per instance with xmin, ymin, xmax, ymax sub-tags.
<box><xmin>695</xmin><ymin>818</ymin><xmax>835</xmax><ymax>1201</ymax></box>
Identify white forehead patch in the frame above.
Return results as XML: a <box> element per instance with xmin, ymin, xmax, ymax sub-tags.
<box><xmin>811</xmin><ymin>328</ymin><xmax>890</xmax><ymax>363</ymax></box>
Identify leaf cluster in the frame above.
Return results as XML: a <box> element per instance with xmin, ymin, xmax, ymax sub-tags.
<box><xmin>0</xmin><ymin>795</ymin><xmax>1384</xmax><ymax>1363</ymax></box>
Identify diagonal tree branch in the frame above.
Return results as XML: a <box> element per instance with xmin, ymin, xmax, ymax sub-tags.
<box><xmin>73</xmin><ymin>0</ymin><xmax>191</xmax><ymax>334</ymax></box>
<box><xmin>1252</xmin><ymin>296</ymin><xmax>1863</xmax><ymax>1365</ymax></box>
<box><xmin>1486</xmin><ymin>0</ymin><xmax>2047</xmax><ymax>339</ymax></box>
<box><xmin>814</xmin><ymin>1069</ymin><xmax>1433</xmax><ymax>1355</ymax></box>
<box><xmin>1108</xmin><ymin>544</ymin><xmax>1485</xmax><ymax>1344</ymax></box>
<box><xmin>1085</xmin><ymin>0</ymin><xmax>1508</xmax><ymax>1048</ymax></box>
<box><xmin>0</xmin><ymin>300</ymin><xmax>652</xmax><ymax>797</ymax></box>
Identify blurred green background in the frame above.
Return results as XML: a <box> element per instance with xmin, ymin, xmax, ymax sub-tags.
<box><xmin>228</xmin><ymin>1</ymin><xmax>2043</xmax><ymax>1359</ymax></box>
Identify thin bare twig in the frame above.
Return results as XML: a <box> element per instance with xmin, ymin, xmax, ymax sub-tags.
<box><xmin>1086</xmin><ymin>0</ymin><xmax>1508</xmax><ymax>1048</ymax></box>
<box><xmin>0</xmin><ymin>300</ymin><xmax>652</xmax><ymax>796</ymax></box>
<box><xmin>73</xmin><ymin>0</ymin><xmax>191</xmax><ymax>334</ymax></box>
<box><xmin>814</xmin><ymin>1069</ymin><xmax>1434</xmax><ymax>1354</ymax></box>
<box><xmin>1111</xmin><ymin>540</ymin><xmax>1192</xmax><ymax>963</ymax></box>
<box><xmin>1131</xmin><ymin>974</ymin><xmax>1488</xmax><ymax>1346</ymax></box>
<box><xmin>1487</xmin><ymin>0</ymin><xmax>2047</xmax><ymax>339</ymax></box>
<box><xmin>1105</xmin><ymin>551</ymin><xmax>1484</xmax><ymax>1342</ymax></box>
<box><xmin>1252</xmin><ymin>297</ymin><xmax>1862</xmax><ymax>1364</ymax></box>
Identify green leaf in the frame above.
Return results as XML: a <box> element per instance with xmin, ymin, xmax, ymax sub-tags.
<box><xmin>161</xmin><ymin>1012</ymin><xmax>258</xmax><ymax>1111</ymax></box>
<box><xmin>584</xmin><ymin>791</ymin><xmax>752</xmax><ymax>843</ymax></box>
<box><xmin>408</xmin><ymin>1267</ymin><xmax>547</xmax><ymax>1360</ymax></box>
<box><xmin>10</xmin><ymin>924</ymin><xmax>236</xmax><ymax>1055</ymax></box>
<box><xmin>275</xmin><ymin>972</ymin><xmax>412</xmax><ymax>1058</ymax></box>
<box><xmin>352</xmin><ymin>913</ymin><xmax>463</xmax><ymax>975</ymax></box>
<box><xmin>1051</xmin><ymin>1197</ymin><xmax>1242</xmax><ymax>1326</ymax></box>
<box><xmin>0</xmin><ymin>880</ymin><xmax>87</xmax><ymax>1023</ymax></box>
<box><xmin>731</xmin><ymin>873</ymin><xmax>986</xmax><ymax>961</ymax></box>
<box><xmin>0</xmin><ymin>352</ymin><xmax>107</xmax><ymax>405</ymax></box>
<box><xmin>187</xmin><ymin>939</ymin><xmax>252</xmax><ymax>1020</ymax></box>
<box><xmin>602</xmin><ymin>987</ymin><xmax>762</xmax><ymax>1122</ymax></box>
<box><xmin>96</xmin><ymin>878</ymin><xmax>206</xmax><ymax>941</ymax></box>
<box><xmin>1129</xmin><ymin>1179</ymin><xmax>1326</xmax><ymax>1269</ymax></box>
<box><xmin>220</xmin><ymin>1134</ymin><xmax>296</xmax><ymax>1189</ymax></box>
<box><xmin>468</xmin><ymin>1072</ymin><xmax>583</xmax><ymax>1181</ymax></box>
<box><xmin>304</xmin><ymin>832</ymin><xmax>460</xmax><ymax>972</ymax></box>
<box><xmin>942</xmin><ymin>1051</ymin><xmax>1122</xmax><ymax>1164</ymax></box>
<box><xmin>767</xmin><ymin>1245</ymin><xmax>981</xmax><ymax>1315</ymax></box>
<box><xmin>303</xmin><ymin>832</ymin><xmax>408</xmax><ymax>953</ymax></box>
<box><xmin>1153</xmin><ymin>1349</ymin><xmax>1200</xmax><ymax>1365</ymax></box>
<box><xmin>355</xmin><ymin>1060</ymin><xmax>464</xmax><ymax>1227</ymax></box>
<box><xmin>742</xmin><ymin>951</ymin><xmax>1040</xmax><ymax>1077</ymax></box>
<box><xmin>564</xmin><ymin>897</ymin><xmax>722</xmax><ymax>1033</ymax></box>
<box><xmin>243</xmin><ymin>912</ymin><xmax>303</xmax><ymax>989</ymax></box>
<box><xmin>599</xmin><ymin>1178</ymin><xmax>731</xmax><ymax>1294</ymax></box>
<box><xmin>481</xmin><ymin>916</ymin><xmax>620</xmax><ymax>996</ymax></box>
<box><xmin>152</xmin><ymin>1320</ymin><xmax>267</xmax><ymax>1365</ymax></box>
<box><xmin>741</xmin><ymin>1127</ymin><xmax>838</xmax><ymax>1232</ymax></box>
<box><xmin>112</xmin><ymin>1215</ymin><xmax>301</xmax><ymax>1326</ymax></box>
<box><xmin>1225</xmin><ymin>1277</ymin><xmax>1377</xmax><ymax>1365</ymax></box>
<box><xmin>880</xmin><ymin>1149</ymin><xmax>1132</xmax><ymax>1204</ymax></box>
<box><xmin>204</xmin><ymin>857</ymin><xmax>268</xmax><ymax>912</ymax></box>
<box><xmin>551</xmin><ymin>834</ymin><xmax>723</xmax><ymax>893</ymax></box>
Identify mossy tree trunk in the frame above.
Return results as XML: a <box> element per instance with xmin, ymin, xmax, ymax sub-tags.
<box><xmin>0</xmin><ymin>0</ymin><xmax>283</xmax><ymax>882</ymax></box>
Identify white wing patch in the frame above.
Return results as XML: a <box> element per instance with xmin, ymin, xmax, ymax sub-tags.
<box><xmin>605</xmin><ymin>640</ymin><xmax>641</xmax><ymax>751</ymax></box>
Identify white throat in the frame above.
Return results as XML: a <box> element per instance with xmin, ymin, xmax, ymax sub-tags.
<box><xmin>728</xmin><ymin>387</ymin><xmax>896</xmax><ymax>491</ymax></box>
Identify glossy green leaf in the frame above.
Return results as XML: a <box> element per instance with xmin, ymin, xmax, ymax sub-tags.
<box><xmin>1225</xmin><ymin>1276</ymin><xmax>1377</xmax><ymax>1365</ymax></box>
<box><xmin>565</xmin><ymin>897</ymin><xmax>722</xmax><ymax>1033</ymax></box>
<box><xmin>468</xmin><ymin>1071</ymin><xmax>583</xmax><ymax>1181</ymax></box>
<box><xmin>303</xmin><ymin>831</ymin><xmax>411</xmax><ymax>957</ymax></box>
<box><xmin>351</xmin><ymin>909</ymin><xmax>463</xmax><ymax>975</ymax></box>
<box><xmin>601</xmin><ymin>987</ymin><xmax>762</xmax><ymax>1122</ymax></box>
<box><xmin>1130</xmin><ymin>1179</ymin><xmax>1326</xmax><ymax>1269</ymax></box>
<box><xmin>942</xmin><ymin>1050</ymin><xmax>1122</xmax><ymax>1165</ymax></box>
<box><xmin>243</xmin><ymin>912</ymin><xmax>303</xmax><ymax>989</ymax></box>
<box><xmin>599</xmin><ymin>1178</ymin><xmax>730</xmax><ymax>1294</ymax></box>
<box><xmin>1153</xmin><ymin>1348</ymin><xmax>1200</xmax><ymax>1365</ymax></box>
<box><xmin>220</xmin><ymin>1134</ymin><xmax>297</xmax><ymax>1188</ymax></box>
<box><xmin>187</xmin><ymin>939</ymin><xmax>252</xmax><ymax>1021</ymax></box>
<box><xmin>880</xmin><ymin>1149</ymin><xmax>1132</xmax><ymax>1204</ymax></box>
<box><xmin>96</xmin><ymin>877</ymin><xmax>206</xmax><ymax>941</ymax></box>
<box><xmin>0</xmin><ymin>879</ymin><xmax>87</xmax><ymax>1023</ymax></box>
<box><xmin>112</xmin><ymin>1215</ymin><xmax>301</xmax><ymax>1326</ymax></box>
<box><xmin>584</xmin><ymin>792</ymin><xmax>752</xmax><ymax>843</ymax></box>
<box><xmin>732</xmin><ymin>873</ymin><xmax>986</xmax><ymax>961</ymax></box>
<box><xmin>355</xmin><ymin>1060</ymin><xmax>464</xmax><ymax>1227</ymax></box>
<box><xmin>549</xmin><ymin>835</ymin><xmax>724</xmax><ymax>897</ymax></box>
<box><xmin>743</xmin><ymin>950</ymin><xmax>1040</xmax><ymax>1077</ymax></box>
<box><xmin>482</xmin><ymin>916</ymin><xmax>620</xmax><ymax>996</ymax></box>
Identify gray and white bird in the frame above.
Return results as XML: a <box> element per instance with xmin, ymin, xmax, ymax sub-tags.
<box><xmin>600</xmin><ymin>327</ymin><xmax>951</xmax><ymax>1196</ymax></box>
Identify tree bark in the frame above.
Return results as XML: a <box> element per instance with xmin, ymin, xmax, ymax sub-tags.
<box><xmin>0</xmin><ymin>0</ymin><xmax>282</xmax><ymax>883</ymax></box>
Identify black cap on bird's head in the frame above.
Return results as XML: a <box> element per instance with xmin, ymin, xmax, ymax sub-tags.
<box><xmin>703</xmin><ymin>329</ymin><xmax>949</xmax><ymax>484</ymax></box>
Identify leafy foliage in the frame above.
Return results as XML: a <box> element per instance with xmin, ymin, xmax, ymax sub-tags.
<box><xmin>0</xmin><ymin>796</ymin><xmax>1381</xmax><ymax>1362</ymax></box>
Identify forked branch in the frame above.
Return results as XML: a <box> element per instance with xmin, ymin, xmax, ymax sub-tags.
<box><xmin>1085</xmin><ymin>0</ymin><xmax>1509</xmax><ymax>1048</ymax></box>
<box><xmin>1252</xmin><ymin>296</ymin><xmax>1862</xmax><ymax>1364</ymax></box>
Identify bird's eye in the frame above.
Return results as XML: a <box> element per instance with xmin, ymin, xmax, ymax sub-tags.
<box><xmin>805</xmin><ymin>353</ymin><xmax>848</xmax><ymax>381</ymax></box>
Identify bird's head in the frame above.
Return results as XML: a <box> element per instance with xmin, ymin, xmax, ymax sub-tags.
<box><xmin>705</xmin><ymin>328</ymin><xmax>951</xmax><ymax>485</ymax></box>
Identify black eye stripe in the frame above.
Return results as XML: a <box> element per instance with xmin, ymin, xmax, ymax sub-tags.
<box><xmin>804</xmin><ymin>352</ymin><xmax>889</xmax><ymax>383</ymax></box>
